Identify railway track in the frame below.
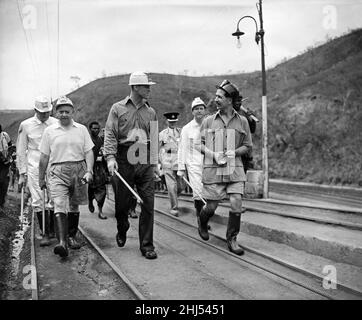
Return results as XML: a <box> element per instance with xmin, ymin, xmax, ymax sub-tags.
<box><xmin>152</xmin><ymin>206</ymin><xmax>362</xmax><ymax>300</ymax></box>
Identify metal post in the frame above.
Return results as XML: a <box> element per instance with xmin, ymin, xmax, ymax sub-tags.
<box><xmin>258</xmin><ymin>0</ymin><xmax>269</xmax><ymax>198</ymax></box>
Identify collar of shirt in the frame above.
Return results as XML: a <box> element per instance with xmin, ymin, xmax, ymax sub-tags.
<box><xmin>214</xmin><ymin>109</ymin><xmax>239</xmax><ymax>123</ymax></box>
<box><xmin>33</xmin><ymin>114</ymin><xmax>54</xmax><ymax>126</ymax></box>
<box><xmin>54</xmin><ymin>119</ymin><xmax>80</xmax><ymax>130</ymax></box>
<box><xmin>122</xmin><ymin>95</ymin><xmax>150</xmax><ymax>110</ymax></box>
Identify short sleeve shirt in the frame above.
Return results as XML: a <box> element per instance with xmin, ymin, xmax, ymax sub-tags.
<box><xmin>40</xmin><ymin>120</ymin><xmax>94</xmax><ymax>164</ymax></box>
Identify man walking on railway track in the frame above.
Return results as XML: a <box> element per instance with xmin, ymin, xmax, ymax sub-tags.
<box><xmin>159</xmin><ymin>112</ymin><xmax>185</xmax><ymax>216</ymax></box>
<box><xmin>88</xmin><ymin>121</ymin><xmax>108</xmax><ymax>220</ymax></box>
<box><xmin>197</xmin><ymin>80</ymin><xmax>253</xmax><ymax>255</ymax></box>
<box><xmin>104</xmin><ymin>71</ymin><xmax>159</xmax><ymax>260</ymax></box>
<box><xmin>177</xmin><ymin>97</ymin><xmax>206</xmax><ymax>219</ymax></box>
<box><xmin>16</xmin><ymin>96</ymin><xmax>58</xmax><ymax>246</ymax></box>
<box><xmin>39</xmin><ymin>96</ymin><xmax>94</xmax><ymax>258</ymax></box>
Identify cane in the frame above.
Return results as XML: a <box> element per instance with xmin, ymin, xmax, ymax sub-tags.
<box><xmin>20</xmin><ymin>186</ymin><xmax>24</xmax><ymax>225</ymax></box>
<box><xmin>114</xmin><ymin>170</ymin><xmax>144</xmax><ymax>205</ymax></box>
<box><xmin>42</xmin><ymin>189</ymin><xmax>46</xmax><ymax>236</ymax></box>
<box><xmin>182</xmin><ymin>176</ymin><xmax>206</xmax><ymax>205</ymax></box>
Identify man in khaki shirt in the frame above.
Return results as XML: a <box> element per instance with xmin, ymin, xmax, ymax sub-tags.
<box><xmin>39</xmin><ymin>96</ymin><xmax>94</xmax><ymax>258</ymax></box>
<box><xmin>198</xmin><ymin>80</ymin><xmax>252</xmax><ymax>255</ymax></box>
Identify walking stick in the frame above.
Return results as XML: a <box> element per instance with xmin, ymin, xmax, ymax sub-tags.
<box><xmin>182</xmin><ymin>176</ymin><xmax>206</xmax><ymax>205</ymax></box>
<box><xmin>20</xmin><ymin>186</ymin><xmax>24</xmax><ymax>225</ymax></box>
<box><xmin>42</xmin><ymin>189</ymin><xmax>46</xmax><ymax>236</ymax></box>
<box><xmin>114</xmin><ymin>170</ymin><xmax>144</xmax><ymax>205</ymax></box>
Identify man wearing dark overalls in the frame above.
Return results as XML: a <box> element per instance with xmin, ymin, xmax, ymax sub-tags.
<box><xmin>104</xmin><ymin>71</ymin><xmax>159</xmax><ymax>260</ymax></box>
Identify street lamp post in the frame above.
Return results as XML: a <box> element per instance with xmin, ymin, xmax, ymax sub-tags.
<box><xmin>232</xmin><ymin>0</ymin><xmax>269</xmax><ymax>199</ymax></box>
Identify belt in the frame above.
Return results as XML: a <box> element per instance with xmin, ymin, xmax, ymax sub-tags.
<box><xmin>51</xmin><ymin>160</ymin><xmax>85</xmax><ymax>166</ymax></box>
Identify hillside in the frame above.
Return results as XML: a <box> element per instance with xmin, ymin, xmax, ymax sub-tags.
<box><xmin>2</xmin><ymin>29</ymin><xmax>362</xmax><ymax>186</ymax></box>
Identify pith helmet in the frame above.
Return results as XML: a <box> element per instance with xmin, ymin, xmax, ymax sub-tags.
<box><xmin>34</xmin><ymin>95</ymin><xmax>52</xmax><ymax>113</ymax></box>
<box><xmin>129</xmin><ymin>71</ymin><xmax>156</xmax><ymax>86</ymax></box>
<box><xmin>191</xmin><ymin>97</ymin><xmax>206</xmax><ymax>111</ymax></box>
<box><xmin>55</xmin><ymin>96</ymin><xmax>74</xmax><ymax>109</ymax></box>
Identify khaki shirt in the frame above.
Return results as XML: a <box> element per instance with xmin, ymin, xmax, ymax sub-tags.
<box><xmin>200</xmin><ymin>110</ymin><xmax>252</xmax><ymax>184</ymax></box>
<box><xmin>159</xmin><ymin>127</ymin><xmax>181</xmax><ymax>170</ymax></box>
<box><xmin>104</xmin><ymin>96</ymin><xmax>158</xmax><ymax>162</ymax></box>
<box><xmin>40</xmin><ymin>120</ymin><xmax>94</xmax><ymax>165</ymax></box>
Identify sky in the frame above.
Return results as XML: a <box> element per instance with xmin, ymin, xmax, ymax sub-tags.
<box><xmin>0</xmin><ymin>0</ymin><xmax>361</xmax><ymax>110</ymax></box>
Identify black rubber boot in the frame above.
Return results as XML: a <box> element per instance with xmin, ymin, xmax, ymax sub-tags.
<box><xmin>194</xmin><ymin>200</ymin><xmax>204</xmax><ymax>217</ymax></box>
<box><xmin>197</xmin><ymin>207</ymin><xmax>214</xmax><ymax>241</ymax></box>
<box><xmin>54</xmin><ymin>212</ymin><xmax>68</xmax><ymax>257</ymax></box>
<box><xmin>36</xmin><ymin>211</ymin><xmax>51</xmax><ymax>247</ymax></box>
<box><xmin>194</xmin><ymin>200</ymin><xmax>211</xmax><ymax>230</ymax></box>
<box><xmin>226</xmin><ymin>211</ymin><xmax>244</xmax><ymax>255</ymax></box>
<box><xmin>68</xmin><ymin>212</ymin><xmax>81</xmax><ymax>249</ymax></box>
<box><xmin>49</xmin><ymin>210</ymin><xmax>55</xmax><ymax>238</ymax></box>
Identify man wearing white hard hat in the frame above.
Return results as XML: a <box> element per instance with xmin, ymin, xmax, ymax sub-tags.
<box><xmin>16</xmin><ymin>96</ymin><xmax>57</xmax><ymax>246</ymax></box>
<box><xmin>177</xmin><ymin>97</ymin><xmax>206</xmax><ymax>219</ymax></box>
<box><xmin>39</xmin><ymin>96</ymin><xmax>94</xmax><ymax>258</ymax></box>
<box><xmin>159</xmin><ymin>111</ymin><xmax>185</xmax><ymax>216</ymax></box>
<box><xmin>104</xmin><ymin>71</ymin><xmax>159</xmax><ymax>260</ymax></box>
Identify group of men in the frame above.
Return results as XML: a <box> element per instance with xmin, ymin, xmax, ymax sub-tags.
<box><xmin>13</xmin><ymin>70</ymin><xmax>255</xmax><ymax>262</ymax></box>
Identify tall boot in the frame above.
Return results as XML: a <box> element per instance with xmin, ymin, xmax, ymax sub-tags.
<box><xmin>68</xmin><ymin>212</ymin><xmax>81</xmax><ymax>249</ymax></box>
<box><xmin>194</xmin><ymin>200</ymin><xmax>204</xmax><ymax>217</ymax></box>
<box><xmin>226</xmin><ymin>211</ymin><xmax>244</xmax><ymax>255</ymax></box>
<box><xmin>36</xmin><ymin>211</ymin><xmax>51</xmax><ymax>247</ymax></box>
<box><xmin>54</xmin><ymin>212</ymin><xmax>68</xmax><ymax>257</ymax></box>
<box><xmin>197</xmin><ymin>207</ymin><xmax>214</xmax><ymax>241</ymax></box>
<box><xmin>49</xmin><ymin>210</ymin><xmax>55</xmax><ymax>238</ymax></box>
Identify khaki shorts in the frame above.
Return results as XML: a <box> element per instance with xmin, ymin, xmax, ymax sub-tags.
<box><xmin>202</xmin><ymin>181</ymin><xmax>244</xmax><ymax>201</ymax></box>
<box><xmin>48</xmin><ymin>161</ymin><xmax>87</xmax><ymax>212</ymax></box>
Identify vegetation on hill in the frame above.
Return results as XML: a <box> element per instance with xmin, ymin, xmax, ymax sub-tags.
<box><xmin>2</xmin><ymin>29</ymin><xmax>361</xmax><ymax>186</ymax></box>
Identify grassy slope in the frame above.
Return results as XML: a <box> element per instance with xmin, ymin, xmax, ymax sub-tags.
<box><xmin>2</xmin><ymin>29</ymin><xmax>361</xmax><ymax>185</ymax></box>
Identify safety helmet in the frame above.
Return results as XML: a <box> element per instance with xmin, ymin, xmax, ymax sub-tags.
<box><xmin>191</xmin><ymin>97</ymin><xmax>206</xmax><ymax>111</ymax></box>
<box><xmin>34</xmin><ymin>95</ymin><xmax>52</xmax><ymax>113</ymax></box>
<box><xmin>55</xmin><ymin>96</ymin><xmax>74</xmax><ymax>109</ymax></box>
<box><xmin>216</xmin><ymin>79</ymin><xmax>239</xmax><ymax>97</ymax></box>
<box><xmin>129</xmin><ymin>71</ymin><xmax>156</xmax><ymax>86</ymax></box>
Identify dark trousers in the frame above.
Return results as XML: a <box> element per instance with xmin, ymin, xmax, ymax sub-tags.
<box><xmin>111</xmin><ymin>147</ymin><xmax>155</xmax><ymax>253</ymax></box>
<box><xmin>0</xmin><ymin>163</ymin><xmax>10</xmax><ymax>207</ymax></box>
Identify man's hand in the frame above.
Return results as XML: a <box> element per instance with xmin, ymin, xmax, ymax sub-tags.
<box><xmin>177</xmin><ymin>170</ymin><xmax>185</xmax><ymax>178</ymax></box>
<box><xmin>225</xmin><ymin>150</ymin><xmax>236</xmax><ymax>159</ymax></box>
<box><xmin>19</xmin><ymin>174</ymin><xmax>27</xmax><ymax>189</ymax></box>
<box><xmin>213</xmin><ymin>151</ymin><xmax>227</xmax><ymax>165</ymax></box>
<box><xmin>107</xmin><ymin>158</ymin><xmax>118</xmax><ymax>176</ymax></box>
<box><xmin>39</xmin><ymin>177</ymin><xmax>46</xmax><ymax>190</ymax></box>
<box><xmin>82</xmin><ymin>171</ymin><xmax>93</xmax><ymax>184</ymax></box>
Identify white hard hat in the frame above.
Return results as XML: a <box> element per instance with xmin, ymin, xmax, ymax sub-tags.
<box><xmin>55</xmin><ymin>96</ymin><xmax>74</xmax><ymax>109</ymax></box>
<box><xmin>191</xmin><ymin>97</ymin><xmax>206</xmax><ymax>111</ymax></box>
<box><xmin>129</xmin><ymin>71</ymin><xmax>156</xmax><ymax>86</ymax></box>
<box><xmin>34</xmin><ymin>95</ymin><xmax>52</xmax><ymax>113</ymax></box>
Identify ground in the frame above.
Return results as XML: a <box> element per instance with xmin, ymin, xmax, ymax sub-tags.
<box><xmin>0</xmin><ymin>191</ymin><xmax>135</xmax><ymax>300</ymax></box>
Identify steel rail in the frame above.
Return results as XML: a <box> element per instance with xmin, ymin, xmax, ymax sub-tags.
<box><xmin>78</xmin><ymin>226</ymin><xmax>146</xmax><ymax>300</ymax></box>
<box><xmin>155</xmin><ymin>193</ymin><xmax>362</xmax><ymax>230</ymax></box>
<box><xmin>153</xmin><ymin>206</ymin><xmax>362</xmax><ymax>299</ymax></box>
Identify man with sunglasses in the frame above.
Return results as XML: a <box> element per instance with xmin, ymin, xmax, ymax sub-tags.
<box><xmin>197</xmin><ymin>80</ymin><xmax>253</xmax><ymax>255</ymax></box>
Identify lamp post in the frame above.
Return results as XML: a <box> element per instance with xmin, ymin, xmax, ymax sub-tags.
<box><xmin>232</xmin><ymin>0</ymin><xmax>269</xmax><ymax>199</ymax></box>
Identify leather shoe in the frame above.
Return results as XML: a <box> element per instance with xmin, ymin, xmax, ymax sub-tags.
<box><xmin>116</xmin><ymin>232</ymin><xmax>126</xmax><ymax>247</ymax></box>
<box><xmin>142</xmin><ymin>250</ymin><xmax>157</xmax><ymax>259</ymax></box>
